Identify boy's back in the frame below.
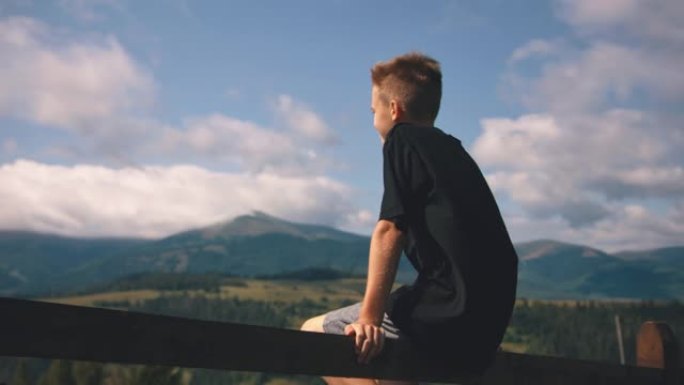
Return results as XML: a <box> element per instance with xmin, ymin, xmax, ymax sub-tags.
<box><xmin>382</xmin><ymin>123</ymin><xmax>518</xmax><ymax>369</ymax></box>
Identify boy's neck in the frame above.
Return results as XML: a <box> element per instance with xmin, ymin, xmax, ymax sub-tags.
<box><xmin>393</xmin><ymin>119</ymin><xmax>435</xmax><ymax>127</ymax></box>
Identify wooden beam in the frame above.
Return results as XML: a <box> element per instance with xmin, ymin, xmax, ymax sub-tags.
<box><xmin>1</xmin><ymin>297</ymin><xmax>680</xmax><ymax>384</ymax></box>
<box><xmin>0</xmin><ymin>297</ymin><xmax>471</xmax><ymax>383</ymax></box>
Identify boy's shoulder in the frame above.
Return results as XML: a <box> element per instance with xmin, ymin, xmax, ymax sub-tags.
<box><xmin>389</xmin><ymin>122</ymin><xmax>436</xmax><ymax>136</ymax></box>
<box><xmin>388</xmin><ymin>123</ymin><xmax>460</xmax><ymax>148</ymax></box>
<box><xmin>392</xmin><ymin>122</ymin><xmax>454</xmax><ymax>137</ymax></box>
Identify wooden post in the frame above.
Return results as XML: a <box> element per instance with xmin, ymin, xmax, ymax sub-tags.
<box><xmin>637</xmin><ymin>321</ymin><xmax>680</xmax><ymax>385</ymax></box>
<box><xmin>615</xmin><ymin>315</ymin><xmax>625</xmax><ymax>365</ymax></box>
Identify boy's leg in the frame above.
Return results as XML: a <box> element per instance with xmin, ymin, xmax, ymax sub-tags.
<box><xmin>321</xmin><ymin>373</ymin><xmax>417</xmax><ymax>384</ymax></box>
<box><xmin>300</xmin><ymin>306</ymin><xmax>417</xmax><ymax>385</ymax></box>
<box><xmin>300</xmin><ymin>314</ymin><xmax>326</xmax><ymax>333</ymax></box>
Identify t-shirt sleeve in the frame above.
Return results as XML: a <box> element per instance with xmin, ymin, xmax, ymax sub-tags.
<box><xmin>379</xmin><ymin>137</ymin><xmax>405</xmax><ymax>226</ymax></box>
<box><xmin>379</xmin><ymin>132</ymin><xmax>427</xmax><ymax>230</ymax></box>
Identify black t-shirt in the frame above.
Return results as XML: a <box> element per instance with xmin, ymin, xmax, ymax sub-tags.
<box><xmin>380</xmin><ymin>123</ymin><xmax>518</xmax><ymax>369</ymax></box>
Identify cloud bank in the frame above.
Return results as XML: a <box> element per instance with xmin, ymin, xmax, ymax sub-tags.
<box><xmin>0</xmin><ymin>16</ymin><xmax>370</xmax><ymax>237</ymax></box>
<box><xmin>0</xmin><ymin>17</ymin><xmax>154</xmax><ymax>138</ymax></box>
<box><xmin>474</xmin><ymin>0</ymin><xmax>684</xmax><ymax>251</ymax></box>
<box><xmin>0</xmin><ymin>160</ymin><xmax>371</xmax><ymax>238</ymax></box>
<box><xmin>157</xmin><ymin>96</ymin><xmax>339</xmax><ymax>176</ymax></box>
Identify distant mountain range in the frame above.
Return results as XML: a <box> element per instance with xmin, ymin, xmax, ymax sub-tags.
<box><xmin>516</xmin><ymin>240</ymin><xmax>684</xmax><ymax>300</ymax></box>
<box><xmin>1</xmin><ymin>212</ymin><xmax>682</xmax><ymax>300</ymax></box>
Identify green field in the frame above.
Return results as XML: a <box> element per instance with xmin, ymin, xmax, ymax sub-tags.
<box><xmin>46</xmin><ymin>278</ymin><xmax>368</xmax><ymax>326</ymax></box>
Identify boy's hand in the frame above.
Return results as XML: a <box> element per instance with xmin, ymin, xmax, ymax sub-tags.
<box><xmin>344</xmin><ymin>322</ymin><xmax>385</xmax><ymax>364</ymax></box>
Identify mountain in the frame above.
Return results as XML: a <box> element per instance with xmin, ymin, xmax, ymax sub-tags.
<box><xmin>188</xmin><ymin>211</ymin><xmax>363</xmax><ymax>242</ymax></box>
<box><xmin>69</xmin><ymin>212</ymin><xmax>382</xmax><ymax>289</ymax></box>
<box><xmin>0</xmin><ymin>213</ymin><xmax>417</xmax><ymax>296</ymax></box>
<box><xmin>0</xmin><ymin>231</ymin><xmax>147</xmax><ymax>295</ymax></box>
<box><xmin>0</xmin><ymin>214</ymin><xmax>682</xmax><ymax>299</ymax></box>
<box><xmin>515</xmin><ymin>240</ymin><xmax>684</xmax><ymax>300</ymax></box>
<box><xmin>615</xmin><ymin>246</ymin><xmax>684</xmax><ymax>266</ymax></box>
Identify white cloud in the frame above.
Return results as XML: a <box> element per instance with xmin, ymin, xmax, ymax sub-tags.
<box><xmin>0</xmin><ymin>159</ymin><xmax>363</xmax><ymax>238</ymax></box>
<box><xmin>342</xmin><ymin>209</ymin><xmax>376</xmax><ymax>233</ymax></box>
<box><xmin>161</xmin><ymin>115</ymin><xmax>294</xmax><ymax>165</ymax></box>
<box><xmin>474</xmin><ymin>110</ymin><xmax>684</xmax><ymax>242</ymax></box>
<box><xmin>569</xmin><ymin>204</ymin><xmax>684</xmax><ymax>252</ymax></box>
<box><xmin>0</xmin><ymin>16</ymin><xmax>154</xmax><ymax>136</ymax></box>
<box><xmin>475</xmin><ymin>111</ymin><xmax>677</xmax><ymax>183</ymax></box>
<box><xmin>556</xmin><ymin>0</ymin><xmax>639</xmax><ymax>27</ymax></box>
<box><xmin>504</xmin><ymin>205</ymin><xmax>684</xmax><ymax>253</ymax></box>
<box><xmin>150</xmin><ymin>95</ymin><xmax>340</xmax><ymax>176</ymax></box>
<box><xmin>157</xmin><ymin>113</ymin><xmax>333</xmax><ymax>176</ymax></box>
<box><xmin>484</xmin><ymin>170</ymin><xmax>611</xmax><ymax>228</ymax></box>
<box><xmin>274</xmin><ymin>95</ymin><xmax>338</xmax><ymax>145</ymax></box>
<box><xmin>507</xmin><ymin>42</ymin><xmax>684</xmax><ymax>114</ymax></box>
<box><xmin>508</xmin><ymin>39</ymin><xmax>560</xmax><ymax>63</ymax></box>
<box><xmin>594</xmin><ymin>167</ymin><xmax>684</xmax><ymax>199</ymax></box>
<box><xmin>477</xmin><ymin>0</ymin><xmax>684</xmax><ymax>250</ymax></box>
<box><xmin>0</xmin><ymin>17</ymin><xmax>338</xmax><ymax>175</ymax></box>
<box><xmin>475</xmin><ymin>114</ymin><xmax>561</xmax><ymax>169</ymax></box>
<box><xmin>556</xmin><ymin>0</ymin><xmax>684</xmax><ymax>43</ymax></box>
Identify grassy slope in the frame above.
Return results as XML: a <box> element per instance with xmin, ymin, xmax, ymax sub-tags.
<box><xmin>44</xmin><ymin>278</ymin><xmax>368</xmax><ymax>326</ymax></box>
<box><xmin>46</xmin><ymin>278</ymin><xmax>366</xmax><ymax>306</ymax></box>
<box><xmin>41</xmin><ymin>277</ymin><xmax>634</xmax><ymax>354</ymax></box>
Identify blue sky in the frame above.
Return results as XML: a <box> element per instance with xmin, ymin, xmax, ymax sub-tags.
<box><xmin>1</xmin><ymin>0</ymin><xmax>683</xmax><ymax>252</ymax></box>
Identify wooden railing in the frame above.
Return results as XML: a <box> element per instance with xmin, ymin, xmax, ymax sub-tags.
<box><xmin>0</xmin><ymin>297</ymin><xmax>681</xmax><ymax>384</ymax></box>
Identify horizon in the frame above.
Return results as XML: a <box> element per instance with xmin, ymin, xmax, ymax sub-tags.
<box><xmin>1</xmin><ymin>210</ymin><xmax>681</xmax><ymax>255</ymax></box>
<box><xmin>1</xmin><ymin>1</ymin><xmax>683</xmax><ymax>253</ymax></box>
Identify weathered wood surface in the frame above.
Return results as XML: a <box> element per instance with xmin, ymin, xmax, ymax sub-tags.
<box><xmin>0</xmin><ymin>297</ymin><xmax>472</xmax><ymax>383</ymax></box>
<box><xmin>0</xmin><ymin>297</ymin><xmax>681</xmax><ymax>384</ymax></box>
<box><xmin>638</xmin><ymin>321</ymin><xmax>681</xmax><ymax>385</ymax></box>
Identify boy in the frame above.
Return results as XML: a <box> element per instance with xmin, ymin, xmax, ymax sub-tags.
<box><xmin>301</xmin><ymin>52</ymin><xmax>518</xmax><ymax>385</ymax></box>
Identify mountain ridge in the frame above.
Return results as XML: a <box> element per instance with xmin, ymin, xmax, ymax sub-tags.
<box><xmin>170</xmin><ymin>211</ymin><xmax>365</xmax><ymax>243</ymax></box>
<box><xmin>1</xmin><ymin>213</ymin><xmax>682</xmax><ymax>299</ymax></box>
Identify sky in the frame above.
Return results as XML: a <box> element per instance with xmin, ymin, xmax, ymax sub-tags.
<box><xmin>1</xmin><ymin>0</ymin><xmax>683</xmax><ymax>252</ymax></box>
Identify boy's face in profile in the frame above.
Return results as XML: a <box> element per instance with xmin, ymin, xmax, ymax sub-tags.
<box><xmin>371</xmin><ymin>85</ymin><xmax>393</xmax><ymax>142</ymax></box>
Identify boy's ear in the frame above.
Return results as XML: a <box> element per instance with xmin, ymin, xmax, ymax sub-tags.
<box><xmin>389</xmin><ymin>100</ymin><xmax>403</xmax><ymax>122</ymax></box>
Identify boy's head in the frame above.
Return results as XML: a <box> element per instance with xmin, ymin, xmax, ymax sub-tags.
<box><xmin>370</xmin><ymin>52</ymin><xmax>442</xmax><ymax>139</ymax></box>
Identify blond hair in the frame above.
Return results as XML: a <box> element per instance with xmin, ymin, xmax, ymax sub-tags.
<box><xmin>371</xmin><ymin>52</ymin><xmax>442</xmax><ymax>122</ymax></box>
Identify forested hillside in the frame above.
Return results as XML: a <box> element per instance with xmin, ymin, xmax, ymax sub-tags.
<box><xmin>2</xmin><ymin>214</ymin><xmax>683</xmax><ymax>300</ymax></box>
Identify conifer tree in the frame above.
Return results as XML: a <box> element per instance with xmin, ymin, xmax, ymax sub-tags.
<box><xmin>38</xmin><ymin>360</ymin><xmax>75</xmax><ymax>385</ymax></box>
<box><xmin>131</xmin><ymin>366</ymin><xmax>181</xmax><ymax>385</ymax></box>
<box><xmin>12</xmin><ymin>359</ymin><xmax>32</xmax><ymax>385</ymax></box>
<box><xmin>72</xmin><ymin>362</ymin><xmax>103</xmax><ymax>385</ymax></box>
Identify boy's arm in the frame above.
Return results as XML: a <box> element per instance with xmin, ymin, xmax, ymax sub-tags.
<box><xmin>345</xmin><ymin>219</ymin><xmax>405</xmax><ymax>364</ymax></box>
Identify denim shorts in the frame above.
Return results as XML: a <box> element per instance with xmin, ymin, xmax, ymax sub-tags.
<box><xmin>322</xmin><ymin>302</ymin><xmax>404</xmax><ymax>339</ymax></box>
